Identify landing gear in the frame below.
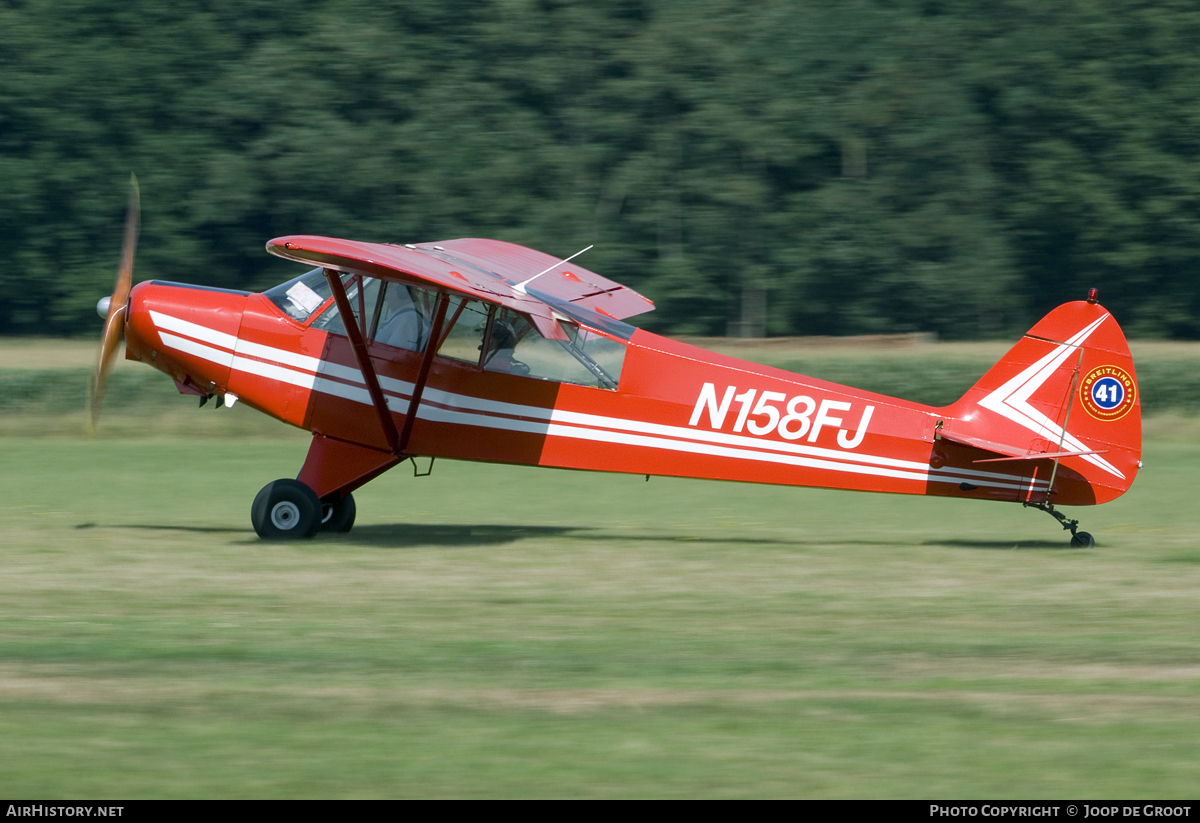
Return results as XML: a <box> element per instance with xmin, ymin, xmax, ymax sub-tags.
<box><xmin>1024</xmin><ymin>501</ymin><xmax>1096</xmax><ymax>548</ymax></box>
<box><xmin>251</xmin><ymin>479</ymin><xmax>321</xmax><ymax>539</ymax></box>
<box><xmin>320</xmin><ymin>493</ymin><xmax>356</xmax><ymax>533</ymax></box>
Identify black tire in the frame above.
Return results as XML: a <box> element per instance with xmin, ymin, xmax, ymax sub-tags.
<box><xmin>320</xmin><ymin>493</ymin><xmax>356</xmax><ymax>533</ymax></box>
<box><xmin>251</xmin><ymin>479</ymin><xmax>321</xmax><ymax>539</ymax></box>
<box><xmin>1070</xmin><ymin>531</ymin><xmax>1096</xmax><ymax>548</ymax></box>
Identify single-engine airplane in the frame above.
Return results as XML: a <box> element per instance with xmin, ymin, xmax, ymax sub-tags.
<box><xmin>91</xmin><ymin>183</ymin><xmax>1141</xmax><ymax>545</ymax></box>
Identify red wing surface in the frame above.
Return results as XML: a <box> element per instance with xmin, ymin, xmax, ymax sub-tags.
<box><xmin>266</xmin><ymin>236</ymin><xmax>654</xmax><ymax>340</ymax></box>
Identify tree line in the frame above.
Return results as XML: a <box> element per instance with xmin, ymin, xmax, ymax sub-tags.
<box><xmin>2</xmin><ymin>0</ymin><xmax>1199</xmax><ymax>339</ymax></box>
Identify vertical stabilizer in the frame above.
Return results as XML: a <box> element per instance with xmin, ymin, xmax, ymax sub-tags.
<box><xmin>941</xmin><ymin>298</ymin><xmax>1141</xmax><ymax>505</ymax></box>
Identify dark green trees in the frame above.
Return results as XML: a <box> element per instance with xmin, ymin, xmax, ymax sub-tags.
<box><xmin>2</xmin><ymin>0</ymin><xmax>1198</xmax><ymax>338</ymax></box>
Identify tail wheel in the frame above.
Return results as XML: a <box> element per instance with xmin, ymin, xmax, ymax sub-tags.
<box><xmin>320</xmin><ymin>493</ymin><xmax>357</xmax><ymax>533</ymax></box>
<box><xmin>1025</xmin><ymin>502</ymin><xmax>1097</xmax><ymax>549</ymax></box>
<box><xmin>251</xmin><ymin>479</ymin><xmax>321</xmax><ymax>539</ymax></box>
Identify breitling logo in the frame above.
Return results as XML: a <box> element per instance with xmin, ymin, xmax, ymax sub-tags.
<box><xmin>1080</xmin><ymin>365</ymin><xmax>1137</xmax><ymax>421</ymax></box>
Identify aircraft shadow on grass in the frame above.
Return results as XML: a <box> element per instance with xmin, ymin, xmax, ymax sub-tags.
<box><xmin>90</xmin><ymin>522</ymin><xmax>1081</xmax><ymax>551</ymax></box>
<box><xmin>103</xmin><ymin>523</ymin><xmax>252</xmax><ymax>535</ymax></box>
<box><xmin>105</xmin><ymin>522</ymin><xmax>590</xmax><ymax>547</ymax></box>
<box><xmin>100</xmin><ymin>521</ymin><xmax>838</xmax><ymax>549</ymax></box>
<box><xmin>923</xmin><ymin>538</ymin><xmax>1084</xmax><ymax>550</ymax></box>
<box><xmin>318</xmin><ymin>529</ymin><xmax>1081</xmax><ymax>551</ymax></box>
<box><xmin>330</xmin><ymin>525</ymin><xmax>843</xmax><ymax>550</ymax></box>
<box><xmin>323</xmin><ymin>523</ymin><xmax>582</xmax><ymax>548</ymax></box>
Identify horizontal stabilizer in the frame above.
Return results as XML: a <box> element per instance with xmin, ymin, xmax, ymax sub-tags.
<box><xmin>936</xmin><ymin>428</ymin><xmax>1027</xmax><ymax>458</ymax></box>
<box><xmin>972</xmin><ymin>449</ymin><xmax>1110</xmax><ymax>464</ymax></box>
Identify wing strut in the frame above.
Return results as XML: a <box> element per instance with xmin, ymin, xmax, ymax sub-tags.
<box><xmin>398</xmin><ymin>293</ymin><xmax>450</xmax><ymax>455</ymax></box>
<box><xmin>324</xmin><ymin>269</ymin><xmax>400</xmax><ymax>453</ymax></box>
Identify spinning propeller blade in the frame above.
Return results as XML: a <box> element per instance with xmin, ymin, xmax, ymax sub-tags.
<box><xmin>87</xmin><ymin>175</ymin><xmax>139</xmax><ymax>439</ymax></box>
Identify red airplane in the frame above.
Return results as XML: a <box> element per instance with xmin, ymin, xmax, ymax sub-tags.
<box><xmin>91</xmin><ymin>185</ymin><xmax>1141</xmax><ymax>546</ymax></box>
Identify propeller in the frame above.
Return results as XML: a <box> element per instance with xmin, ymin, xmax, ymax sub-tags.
<box><xmin>87</xmin><ymin>174</ymin><xmax>140</xmax><ymax>439</ymax></box>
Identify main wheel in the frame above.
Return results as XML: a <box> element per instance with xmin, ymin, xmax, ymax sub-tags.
<box><xmin>320</xmin><ymin>493</ymin><xmax>356</xmax><ymax>533</ymax></box>
<box><xmin>251</xmin><ymin>479</ymin><xmax>321</xmax><ymax>539</ymax></box>
<box><xmin>1070</xmin><ymin>531</ymin><xmax>1096</xmax><ymax>548</ymax></box>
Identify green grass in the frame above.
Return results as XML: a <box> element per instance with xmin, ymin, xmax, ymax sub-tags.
<box><xmin>3</xmin><ymin>337</ymin><xmax>1199</xmax><ymax>796</ymax></box>
<box><xmin>2</xmin><ymin>432</ymin><xmax>1199</xmax><ymax>797</ymax></box>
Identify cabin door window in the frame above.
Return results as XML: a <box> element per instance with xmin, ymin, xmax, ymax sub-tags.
<box><xmin>483</xmin><ymin>308</ymin><xmax>626</xmax><ymax>389</ymax></box>
<box><xmin>371</xmin><ymin>282</ymin><xmax>436</xmax><ymax>352</ymax></box>
<box><xmin>435</xmin><ymin>297</ymin><xmax>491</xmax><ymax>365</ymax></box>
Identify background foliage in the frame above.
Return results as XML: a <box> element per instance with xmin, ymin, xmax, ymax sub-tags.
<box><xmin>3</xmin><ymin>0</ymin><xmax>1199</xmax><ymax>338</ymax></box>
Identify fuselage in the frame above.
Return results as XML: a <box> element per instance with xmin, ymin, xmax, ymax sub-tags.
<box><xmin>123</xmin><ymin>276</ymin><xmax>1124</xmax><ymax>509</ymax></box>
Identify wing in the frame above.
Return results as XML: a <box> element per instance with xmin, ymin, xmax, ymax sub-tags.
<box><xmin>266</xmin><ymin>235</ymin><xmax>654</xmax><ymax>340</ymax></box>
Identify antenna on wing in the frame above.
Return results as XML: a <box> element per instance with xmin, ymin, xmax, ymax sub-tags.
<box><xmin>512</xmin><ymin>245</ymin><xmax>593</xmax><ymax>294</ymax></box>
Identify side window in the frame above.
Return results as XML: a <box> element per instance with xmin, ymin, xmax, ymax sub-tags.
<box><xmin>372</xmin><ymin>282</ymin><xmax>436</xmax><ymax>352</ymax></box>
<box><xmin>482</xmin><ymin>309</ymin><xmax>534</xmax><ymax>376</ymax></box>
<box><xmin>436</xmin><ymin>297</ymin><xmax>491</xmax><ymax>365</ymax></box>
<box><xmin>484</xmin><ymin>309</ymin><xmax>626</xmax><ymax>389</ymax></box>
<box><xmin>310</xmin><ymin>274</ymin><xmax>382</xmax><ymax>337</ymax></box>
<box><xmin>567</xmin><ymin>324</ymin><xmax>627</xmax><ymax>388</ymax></box>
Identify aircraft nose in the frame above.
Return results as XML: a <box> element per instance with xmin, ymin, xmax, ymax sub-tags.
<box><xmin>96</xmin><ymin>296</ymin><xmax>112</xmax><ymax>318</ymax></box>
<box><xmin>124</xmin><ymin>280</ymin><xmax>248</xmax><ymax>394</ymax></box>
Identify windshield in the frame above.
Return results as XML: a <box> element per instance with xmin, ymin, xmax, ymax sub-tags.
<box><xmin>264</xmin><ymin>268</ymin><xmax>333</xmax><ymax>323</ymax></box>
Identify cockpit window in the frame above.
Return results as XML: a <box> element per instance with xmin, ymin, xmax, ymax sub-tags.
<box><xmin>264</xmin><ymin>268</ymin><xmax>334</xmax><ymax>323</ymax></box>
<box><xmin>483</xmin><ymin>308</ymin><xmax>625</xmax><ymax>389</ymax></box>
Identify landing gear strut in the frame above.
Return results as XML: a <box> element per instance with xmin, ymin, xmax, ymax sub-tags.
<box><xmin>1024</xmin><ymin>501</ymin><xmax>1095</xmax><ymax>548</ymax></box>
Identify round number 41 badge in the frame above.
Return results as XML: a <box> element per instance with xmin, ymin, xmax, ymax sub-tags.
<box><xmin>1080</xmin><ymin>365</ymin><xmax>1137</xmax><ymax>421</ymax></box>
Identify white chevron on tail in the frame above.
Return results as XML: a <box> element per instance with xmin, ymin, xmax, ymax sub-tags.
<box><xmin>978</xmin><ymin>314</ymin><xmax>1124</xmax><ymax>479</ymax></box>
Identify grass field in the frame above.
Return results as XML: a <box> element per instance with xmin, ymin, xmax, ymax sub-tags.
<box><xmin>2</xmin><ymin>338</ymin><xmax>1199</xmax><ymax>797</ymax></box>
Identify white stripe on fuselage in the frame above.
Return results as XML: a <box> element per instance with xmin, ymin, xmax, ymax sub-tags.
<box><xmin>158</xmin><ymin>332</ymin><xmax>234</xmax><ymax>369</ymax></box>
<box><xmin>150</xmin><ymin>312</ymin><xmax>1048</xmax><ymax>493</ymax></box>
<box><xmin>152</xmin><ymin>311</ymin><xmax>238</xmax><ymax>352</ymax></box>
